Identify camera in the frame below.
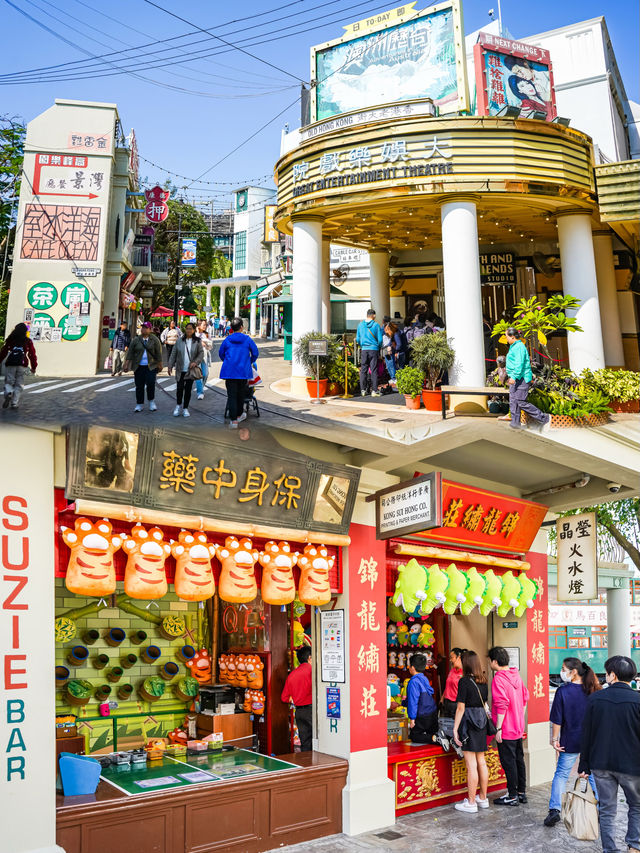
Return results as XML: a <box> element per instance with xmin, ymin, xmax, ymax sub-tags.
<box><xmin>607</xmin><ymin>483</ymin><xmax>622</xmax><ymax>494</ymax></box>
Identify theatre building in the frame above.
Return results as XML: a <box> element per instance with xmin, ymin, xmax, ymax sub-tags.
<box><xmin>272</xmin><ymin>3</ymin><xmax>640</xmax><ymax>394</ymax></box>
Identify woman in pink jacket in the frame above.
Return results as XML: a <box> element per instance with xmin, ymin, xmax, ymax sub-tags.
<box><xmin>489</xmin><ymin>646</ymin><xmax>530</xmax><ymax>806</ymax></box>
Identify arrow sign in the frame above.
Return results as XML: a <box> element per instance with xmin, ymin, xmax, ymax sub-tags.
<box><xmin>33</xmin><ymin>153</ymin><xmax>104</xmax><ymax>200</ymax></box>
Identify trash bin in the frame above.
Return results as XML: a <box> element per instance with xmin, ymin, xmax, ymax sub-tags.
<box><xmin>59</xmin><ymin>752</ymin><xmax>101</xmax><ymax>796</ymax></box>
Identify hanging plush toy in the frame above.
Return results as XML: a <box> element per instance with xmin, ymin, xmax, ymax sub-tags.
<box><xmin>245</xmin><ymin>653</ymin><xmax>264</xmax><ymax>689</ymax></box>
<box><xmin>171</xmin><ymin>530</ymin><xmax>216</xmax><ymax>602</ymax></box>
<box><xmin>387</xmin><ymin>623</ymin><xmax>398</xmax><ymax>647</ymax></box>
<box><xmin>460</xmin><ymin>567</ymin><xmax>487</xmax><ymax>616</ymax></box>
<box><xmin>297</xmin><ymin>544</ymin><xmax>334</xmax><ymax>606</ymax></box>
<box><xmin>388</xmin><ymin>673</ymin><xmax>401</xmax><ymax>712</ymax></box>
<box><xmin>479</xmin><ymin>569</ymin><xmax>504</xmax><ymax>616</ymax></box>
<box><xmin>388</xmin><ymin>651</ymin><xmax>397</xmax><ymax>667</ymax></box>
<box><xmin>420</xmin><ymin>564</ymin><xmax>449</xmax><ymax>615</ymax></box>
<box><xmin>443</xmin><ymin>564</ymin><xmax>469</xmax><ymax>615</ymax></box>
<box><xmin>397</xmin><ymin>624</ymin><xmax>410</xmax><ymax>647</ymax></box>
<box><xmin>258</xmin><ymin>541</ymin><xmax>297</xmax><ymax>605</ymax></box>
<box><xmin>215</xmin><ymin>536</ymin><xmax>259</xmax><ymax>603</ymax></box>
<box><xmin>391</xmin><ymin>559</ymin><xmax>428</xmax><ymax>615</ymax></box>
<box><xmin>417</xmin><ymin>623</ymin><xmax>435</xmax><ymax>647</ymax></box>
<box><xmin>121</xmin><ymin>525</ymin><xmax>171</xmax><ymax>599</ymax></box>
<box><xmin>235</xmin><ymin>654</ymin><xmax>248</xmax><ymax>688</ymax></box>
<box><xmin>497</xmin><ymin>571</ymin><xmax>523</xmax><ymax>617</ymax></box>
<box><xmin>387</xmin><ymin>598</ymin><xmax>405</xmax><ymax>623</ymax></box>
<box><xmin>61</xmin><ymin>517</ymin><xmax>122</xmax><ymax>597</ymax></box>
<box><xmin>514</xmin><ymin>573</ymin><xmax>538</xmax><ymax>617</ymax></box>
<box><xmin>185</xmin><ymin>649</ymin><xmax>212</xmax><ymax>684</ymax></box>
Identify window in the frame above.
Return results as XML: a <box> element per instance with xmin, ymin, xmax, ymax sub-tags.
<box><xmin>631</xmin><ymin>580</ymin><xmax>640</xmax><ymax>605</ymax></box>
<box><xmin>549</xmin><ymin>627</ymin><xmax>567</xmax><ymax>649</ymax></box>
<box><xmin>590</xmin><ymin>630</ymin><xmax>607</xmax><ymax>648</ymax></box>
<box><xmin>234</xmin><ymin>231</ymin><xmax>247</xmax><ymax>271</ymax></box>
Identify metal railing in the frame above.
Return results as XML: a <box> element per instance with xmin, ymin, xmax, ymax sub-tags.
<box><xmin>132</xmin><ymin>246</ymin><xmax>150</xmax><ymax>268</ymax></box>
<box><xmin>151</xmin><ymin>253</ymin><xmax>169</xmax><ymax>273</ymax></box>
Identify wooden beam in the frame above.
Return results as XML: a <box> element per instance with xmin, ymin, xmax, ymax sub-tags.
<box><xmin>393</xmin><ymin>542</ymin><xmax>530</xmax><ymax>571</ymax></box>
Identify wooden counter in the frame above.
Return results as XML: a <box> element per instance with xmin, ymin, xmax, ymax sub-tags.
<box><xmin>57</xmin><ymin>751</ymin><xmax>347</xmax><ymax>853</ymax></box>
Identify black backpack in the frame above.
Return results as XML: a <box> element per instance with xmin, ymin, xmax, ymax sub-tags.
<box><xmin>6</xmin><ymin>345</ymin><xmax>25</xmax><ymax>366</ymax></box>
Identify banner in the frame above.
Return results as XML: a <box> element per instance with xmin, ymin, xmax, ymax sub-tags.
<box><xmin>556</xmin><ymin>513</ymin><xmax>597</xmax><ymax>601</ymax></box>
<box><xmin>181</xmin><ymin>238</ymin><xmax>197</xmax><ymax>267</ymax></box>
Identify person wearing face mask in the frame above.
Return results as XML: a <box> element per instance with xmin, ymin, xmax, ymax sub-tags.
<box><xmin>124</xmin><ymin>321</ymin><xmax>163</xmax><ymax>412</ymax></box>
<box><xmin>543</xmin><ymin>657</ymin><xmax>601</xmax><ymax>827</ymax></box>
<box><xmin>578</xmin><ymin>656</ymin><xmax>640</xmax><ymax>853</ymax></box>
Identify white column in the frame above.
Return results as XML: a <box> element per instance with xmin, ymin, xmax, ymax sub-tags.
<box><xmin>205</xmin><ymin>283</ymin><xmax>213</xmax><ymax>311</ymax></box>
<box><xmin>593</xmin><ymin>232</ymin><xmax>625</xmax><ymax>367</ymax></box>
<box><xmin>219</xmin><ymin>285</ymin><xmax>226</xmax><ymax>318</ymax></box>
<box><xmin>234</xmin><ymin>285</ymin><xmax>240</xmax><ymax>317</ymax></box>
<box><xmin>292</xmin><ymin>217</ymin><xmax>323</xmax><ymax>385</ymax></box>
<box><xmin>369</xmin><ymin>250</ymin><xmax>390</xmax><ymax>320</ymax></box>
<box><xmin>607</xmin><ymin>585</ymin><xmax>631</xmax><ymax>658</ymax></box>
<box><xmin>249</xmin><ymin>295</ymin><xmax>257</xmax><ymax>336</ymax></box>
<box><xmin>557</xmin><ymin>213</ymin><xmax>605</xmax><ymax>372</ymax></box>
<box><xmin>441</xmin><ymin>199</ymin><xmax>485</xmax><ymax>386</ymax></box>
<box><xmin>321</xmin><ymin>237</ymin><xmax>331</xmax><ymax>333</ymax></box>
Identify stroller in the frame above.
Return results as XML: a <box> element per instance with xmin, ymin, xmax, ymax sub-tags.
<box><xmin>224</xmin><ymin>364</ymin><xmax>261</xmax><ymax>420</ymax></box>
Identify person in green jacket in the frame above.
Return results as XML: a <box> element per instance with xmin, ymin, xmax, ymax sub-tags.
<box><xmin>505</xmin><ymin>328</ymin><xmax>550</xmax><ymax>430</ymax></box>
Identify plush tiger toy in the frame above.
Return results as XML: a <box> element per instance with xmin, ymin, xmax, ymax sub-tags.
<box><xmin>61</xmin><ymin>517</ymin><xmax>122</xmax><ymax>596</ymax></box>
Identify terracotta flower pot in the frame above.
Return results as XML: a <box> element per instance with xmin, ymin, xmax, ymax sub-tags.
<box><xmin>610</xmin><ymin>399</ymin><xmax>638</xmax><ymax>413</ymax></box>
<box><xmin>122</xmin><ymin>653</ymin><xmax>138</xmax><ymax>669</ymax></box>
<box><xmin>82</xmin><ymin>629</ymin><xmax>100</xmax><ymax>646</ymax></box>
<box><xmin>105</xmin><ymin>628</ymin><xmax>126</xmax><ymax>647</ymax></box>
<box><xmin>160</xmin><ymin>662</ymin><xmax>180</xmax><ymax>681</ymax></box>
<box><xmin>177</xmin><ymin>645</ymin><xmax>196</xmax><ymax>664</ymax></box>
<box><xmin>117</xmin><ymin>684</ymin><xmax>134</xmax><ymax>701</ymax></box>
<box><xmin>306</xmin><ymin>378</ymin><xmax>328</xmax><ymax>399</ymax></box>
<box><xmin>404</xmin><ymin>394</ymin><xmax>421</xmax><ymax>410</ymax></box>
<box><xmin>141</xmin><ymin>645</ymin><xmax>161</xmax><ymax>664</ymax></box>
<box><xmin>67</xmin><ymin>646</ymin><xmax>89</xmax><ymax>667</ymax></box>
<box><xmin>107</xmin><ymin>667</ymin><xmax>124</xmax><ymax>683</ymax></box>
<box><xmin>55</xmin><ymin>665</ymin><xmax>70</xmax><ymax>686</ymax></box>
<box><xmin>421</xmin><ymin>389</ymin><xmax>443</xmax><ymax>411</ymax></box>
<box><xmin>94</xmin><ymin>654</ymin><xmax>110</xmax><ymax>670</ymax></box>
<box><xmin>95</xmin><ymin>684</ymin><xmax>112</xmax><ymax>701</ymax></box>
<box><xmin>131</xmin><ymin>630</ymin><xmax>147</xmax><ymax>645</ymax></box>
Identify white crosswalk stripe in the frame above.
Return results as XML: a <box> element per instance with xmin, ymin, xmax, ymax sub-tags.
<box><xmin>62</xmin><ymin>376</ymin><xmax>115</xmax><ymax>393</ymax></box>
<box><xmin>22</xmin><ymin>374</ymin><xmax>221</xmax><ymax>398</ymax></box>
<box><xmin>95</xmin><ymin>378</ymin><xmax>133</xmax><ymax>392</ymax></box>
<box><xmin>23</xmin><ymin>378</ymin><xmax>68</xmax><ymax>391</ymax></box>
<box><xmin>29</xmin><ymin>378</ymin><xmax>89</xmax><ymax>394</ymax></box>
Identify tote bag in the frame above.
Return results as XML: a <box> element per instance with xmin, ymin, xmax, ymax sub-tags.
<box><xmin>561</xmin><ymin>777</ymin><xmax>599</xmax><ymax>841</ymax></box>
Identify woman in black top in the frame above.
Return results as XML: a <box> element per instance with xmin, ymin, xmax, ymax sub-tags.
<box><xmin>452</xmin><ymin>650</ymin><xmax>490</xmax><ymax>813</ymax></box>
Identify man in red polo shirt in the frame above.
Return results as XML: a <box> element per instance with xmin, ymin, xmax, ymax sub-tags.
<box><xmin>281</xmin><ymin>646</ymin><xmax>313</xmax><ymax>751</ymax></box>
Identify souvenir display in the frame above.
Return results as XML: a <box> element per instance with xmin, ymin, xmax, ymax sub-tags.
<box><xmin>121</xmin><ymin>525</ymin><xmax>171</xmax><ymax>599</ymax></box>
<box><xmin>297</xmin><ymin>544</ymin><xmax>334</xmax><ymax>605</ymax></box>
<box><xmin>391</xmin><ymin>558</ymin><xmax>428</xmax><ymax>614</ymax></box>
<box><xmin>171</xmin><ymin>530</ymin><xmax>217</xmax><ymax>601</ymax></box>
<box><xmin>497</xmin><ymin>571</ymin><xmax>523</xmax><ymax>617</ymax></box>
<box><xmin>443</xmin><ymin>563</ymin><xmax>469</xmax><ymax>615</ymax></box>
<box><xmin>215</xmin><ymin>536</ymin><xmax>259</xmax><ymax>603</ymax></box>
<box><xmin>460</xmin><ymin>567</ymin><xmax>487</xmax><ymax>615</ymax></box>
<box><xmin>259</xmin><ymin>540</ymin><xmax>298</xmax><ymax>605</ymax></box>
<box><xmin>61</xmin><ymin>517</ymin><xmax>122</xmax><ymax>597</ymax></box>
<box><xmin>479</xmin><ymin>569</ymin><xmax>504</xmax><ymax>616</ymax></box>
<box><xmin>420</xmin><ymin>564</ymin><xmax>449</xmax><ymax>614</ymax></box>
<box><xmin>185</xmin><ymin>649</ymin><xmax>212</xmax><ymax>684</ymax></box>
<box><xmin>514</xmin><ymin>573</ymin><xmax>538</xmax><ymax>617</ymax></box>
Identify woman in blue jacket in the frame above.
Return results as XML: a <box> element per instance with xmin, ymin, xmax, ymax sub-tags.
<box><xmin>505</xmin><ymin>328</ymin><xmax>550</xmax><ymax>430</ymax></box>
<box><xmin>218</xmin><ymin>317</ymin><xmax>259</xmax><ymax>429</ymax></box>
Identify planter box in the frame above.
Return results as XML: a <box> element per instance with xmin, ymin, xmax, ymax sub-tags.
<box><xmin>306</xmin><ymin>378</ymin><xmax>328</xmax><ymax>398</ymax></box>
<box><xmin>421</xmin><ymin>389</ymin><xmax>444</xmax><ymax>411</ymax></box>
<box><xmin>610</xmin><ymin>399</ymin><xmax>639</xmax><ymax>413</ymax></box>
<box><xmin>522</xmin><ymin>412</ymin><xmax>610</xmax><ymax>428</ymax></box>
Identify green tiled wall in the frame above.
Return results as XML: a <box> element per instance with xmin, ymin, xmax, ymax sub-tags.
<box><xmin>55</xmin><ymin>578</ymin><xmax>209</xmax><ymax>752</ymax></box>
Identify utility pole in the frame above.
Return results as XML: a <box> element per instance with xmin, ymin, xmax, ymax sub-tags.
<box><xmin>173</xmin><ymin>205</ymin><xmax>183</xmax><ymax>326</ymax></box>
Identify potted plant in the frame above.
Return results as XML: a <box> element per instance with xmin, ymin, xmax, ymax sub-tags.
<box><xmin>396</xmin><ymin>366</ymin><xmax>425</xmax><ymax>409</ymax></box>
<box><xmin>409</xmin><ymin>331</ymin><xmax>456</xmax><ymax>410</ymax></box>
<box><xmin>293</xmin><ymin>331</ymin><xmax>340</xmax><ymax>398</ymax></box>
<box><xmin>581</xmin><ymin>368</ymin><xmax>639</xmax><ymax>413</ymax></box>
<box><xmin>66</xmin><ymin>679</ymin><xmax>93</xmax><ymax>707</ymax></box>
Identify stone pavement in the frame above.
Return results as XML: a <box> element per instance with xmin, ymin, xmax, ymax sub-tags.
<box><xmin>279</xmin><ymin>782</ymin><xmax>631</xmax><ymax>853</ymax></box>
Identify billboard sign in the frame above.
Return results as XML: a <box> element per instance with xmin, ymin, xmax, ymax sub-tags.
<box><xmin>181</xmin><ymin>238</ymin><xmax>197</xmax><ymax>267</ymax></box>
<box><xmin>263</xmin><ymin>205</ymin><xmax>279</xmax><ymax>243</ymax></box>
<box><xmin>474</xmin><ymin>32</ymin><xmax>556</xmax><ymax>120</ymax></box>
<box><xmin>311</xmin><ymin>1</ymin><xmax>468</xmax><ymax>122</ymax></box>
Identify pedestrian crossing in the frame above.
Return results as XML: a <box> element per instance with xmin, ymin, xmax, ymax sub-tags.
<box><xmin>22</xmin><ymin>375</ymin><xmax>223</xmax><ymax>398</ymax></box>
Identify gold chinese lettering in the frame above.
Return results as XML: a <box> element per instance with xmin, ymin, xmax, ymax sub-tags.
<box><xmin>533</xmin><ymin>576</ymin><xmax>545</xmax><ymax>599</ymax></box>
<box><xmin>159</xmin><ymin>450</ymin><xmax>199</xmax><ymax>493</ymax></box>
<box><xmin>271</xmin><ymin>474</ymin><xmax>302</xmax><ymax>510</ymax></box>
<box><xmin>460</xmin><ymin>504</ymin><xmax>484</xmax><ymax>532</ymax></box>
<box><xmin>531</xmin><ymin>641</ymin><xmax>545</xmax><ymax>665</ymax></box>
<box><xmin>357</xmin><ymin>642</ymin><xmax>380</xmax><ymax>673</ymax></box>
<box><xmin>357</xmin><ymin>600</ymin><xmax>380</xmax><ymax>632</ymax></box>
<box><xmin>530</xmin><ymin>609</ymin><xmax>544</xmax><ymax>633</ymax></box>
<box><xmin>501</xmin><ymin>512</ymin><xmax>520</xmax><ymax>538</ymax></box>
<box><xmin>357</xmin><ymin>556</ymin><xmax>378</xmax><ymax>590</ymax></box>
<box><xmin>360</xmin><ymin>684</ymin><xmax>379</xmax><ymax>718</ymax></box>
<box><xmin>533</xmin><ymin>673</ymin><xmax>545</xmax><ymax>699</ymax></box>
<box><xmin>443</xmin><ymin>498</ymin><xmax>463</xmax><ymax>528</ymax></box>
<box><xmin>481</xmin><ymin>507</ymin><xmax>502</xmax><ymax>535</ymax></box>
<box><xmin>202</xmin><ymin>459</ymin><xmax>237</xmax><ymax>499</ymax></box>
<box><xmin>238</xmin><ymin>467</ymin><xmax>269</xmax><ymax>505</ymax></box>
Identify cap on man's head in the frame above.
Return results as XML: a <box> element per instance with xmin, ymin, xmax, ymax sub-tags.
<box><xmin>141</xmin><ymin>321</ymin><xmax>152</xmax><ymax>329</ymax></box>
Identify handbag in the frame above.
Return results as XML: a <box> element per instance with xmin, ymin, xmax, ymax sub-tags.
<box><xmin>188</xmin><ymin>364</ymin><xmax>203</xmax><ymax>381</ymax></box>
<box><xmin>561</xmin><ymin>777</ymin><xmax>599</xmax><ymax>841</ymax></box>
<box><xmin>473</xmin><ymin>680</ymin><xmax>497</xmax><ymax>736</ymax></box>
<box><xmin>104</xmin><ymin>355</ymin><xmax>112</xmax><ymax>371</ymax></box>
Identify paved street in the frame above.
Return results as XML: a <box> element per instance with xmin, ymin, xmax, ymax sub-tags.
<box><xmin>279</xmin><ymin>782</ymin><xmax>632</xmax><ymax>853</ymax></box>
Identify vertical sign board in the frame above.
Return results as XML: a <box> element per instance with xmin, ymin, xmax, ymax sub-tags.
<box><xmin>1</xmin><ymin>426</ymin><xmax>57</xmax><ymax>853</ymax></box>
<box><xmin>348</xmin><ymin>523</ymin><xmax>387</xmax><ymax>753</ymax></box>
<box><xmin>526</xmin><ymin>550</ymin><xmax>550</xmax><ymax>725</ymax></box>
<box><xmin>320</xmin><ymin>609</ymin><xmax>345</xmax><ymax>683</ymax></box>
<box><xmin>556</xmin><ymin>513</ymin><xmax>597</xmax><ymax>602</ymax></box>
<box><xmin>181</xmin><ymin>239</ymin><xmax>197</xmax><ymax>267</ymax></box>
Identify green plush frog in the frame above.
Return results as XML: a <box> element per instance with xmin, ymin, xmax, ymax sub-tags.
<box><xmin>420</xmin><ymin>564</ymin><xmax>449</xmax><ymax>615</ymax></box>
<box><xmin>497</xmin><ymin>571</ymin><xmax>523</xmax><ymax>617</ymax></box>
<box><xmin>391</xmin><ymin>558</ymin><xmax>428</xmax><ymax>615</ymax></box>
<box><xmin>514</xmin><ymin>573</ymin><xmax>538</xmax><ymax>617</ymax></box>
<box><xmin>479</xmin><ymin>569</ymin><xmax>503</xmax><ymax>616</ymax></box>
<box><xmin>460</xmin><ymin>567</ymin><xmax>487</xmax><ymax>616</ymax></box>
<box><xmin>443</xmin><ymin>564</ymin><xmax>469</xmax><ymax>615</ymax></box>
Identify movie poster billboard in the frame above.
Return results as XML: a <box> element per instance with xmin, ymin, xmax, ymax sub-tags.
<box><xmin>311</xmin><ymin>1</ymin><xmax>468</xmax><ymax>123</ymax></box>
<box><xmin>474</xmin><ymin>32</ymin><xmax>556</xmax><ymax>120</ymax></box>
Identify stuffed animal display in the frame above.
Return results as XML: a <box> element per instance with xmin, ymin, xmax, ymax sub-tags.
<box><xmin>443</xmin><ymin>564</ymin><xmax>469</xmax><ymax>615</ymax></box>
<box><xmin>297</xmin><ymin>544</ymin><xmax>335</xmax><ymax>606</ymax></box>
<box><xmin>392</xmin><ymin>559</ymin><xmax>428</xmax><ymax>614</ymax></box>
<box><xmin>259</xmin><ymin>541</ymin><xmax>298</xmax><ymax>605</ymax></box>
<box><xmin>171</xmin><ymin>530</ymin><xmax>217</xmax><ymax>602</ymax></box>
<box><xmin>420</xmin><ymin>564</ymin><xmax>449</xmax><ymax>615</ymax></box>
<box><xmin>243</xmin><ymin>689</ymin><xmax>265</xmax><ymax>714</ymax></box>
<box><xmin>387</xmin><ymin>599</ymin><xmax>405</xmax><ymax>623</ymax></box>
<box><xmin>417</xmin><ymin>624</ymin><xmax>435</xmax><ymax>647</ymax></box>
<box><xmin>514</xmin><ymin>573</ymin><xmax>538</xmax><ymax>617</ymax></box>
<box><xmin>218</xmin><ymin>652</ymin><xmax>263</xmax><ymax>688</ymax></box>
<box><xmin>479</xmin><ymin>569</ymin><xmax>504</xmax><ymax>616</ymax></box>
<box><xmin>396</xmin><ymin>625</ymin><xmax>410</xmax><ymax>647</ymax></box>
<box><xmin>460</xmin><ymin>567</ymin><xmax>487</xmax><ymax>616</ymax></box>
<box><xmin>185</xmin><ymin>649</ymin><xmax>212</xmax><ymax>684</ymax></box>
<box><xmin>61</xmin><ymin>517</ymin><xmax>122</xmax><ymax>597</ymax></box>
<box><xmin>497</xmin><ymin>571</ymin><xmax>522</xmax><ymax>618</ymax></box>
<box><xmin>215</xmin><ymin>536</ymin><xmax>259</xmax><ymax>603</ymax></box>
<box><xmin>387</xmin><ymin>623</ymin><xmax>398</xmax><ymax>647</ymax></box>
<box><xmin>388</xmin><ymin>651</ymin><xmax>398</xmax><ymax>667</ymax></box>
<box><xmin>122</xmin><ymin>524</ymin><xmax>171</xmax><ymax>600</ymax></box>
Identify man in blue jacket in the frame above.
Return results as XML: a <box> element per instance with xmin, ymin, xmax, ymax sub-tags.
<box><xmin>356</xmin><ymin>308</ymin><xmax>383</xmax><ymax>396</ymax></box>
<box><xmin>505</xmin><ymin>327</ymin><xmax>550</xmax><ymax>430</ymax></box>
<box><xmin>406</xmin><ymin>653</ymin><xmax>438</xmax><ymax>744</ymax></box>
<box><xmin>218</xmin><ymin>317</ymin><xmax>259</xmax><ymax>429</ymax></box>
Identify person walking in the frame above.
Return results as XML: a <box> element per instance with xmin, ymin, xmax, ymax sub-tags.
<box><xmin>504</xmin><ymin>328</ymin><xmax>550</xmax><ymax>431</ymax></box>
<box><xmin>167</xmin><ymin>323</ymin><xmax>203</xmax><ymax>418</ymax></box>
<box><xmin>406</xmin><ymin>653</ymin><xmax>439</xmax><ymax>744</ymax></box>
<box><xmin>544</xmin><ymin>656</ymin><xmax>601</xmax><ymax>828</ymax></box>
<box><xmin>356</xmin><ymin>308</ymin><xmax>383</xmax><ymax>396</ymax></box>
<box><xmin>452</xmin><ymin>650</ymin><xmax>491</xmax><ymax>813</ymax></box>
<box><xmin>194</xmin><ymin>319</ymin><xmax>212</xmax><ymax>400</ymax></box>
<box><xmin>161</xmin><ymin>320</ymin><xmax>179</xmax><ymax>365</ymax></box>
<box><xmin>218</xmin><ymin>317</ymin><xmax>259</xmax><ymax>429</ymax></box>
<box><xmin>578</xmin><ymin>656</ymin><xmax>640</xmax><ymax>853</ymax></box>
<box><xmin>1</xmin><ymin>323</ymin><xmax>37</xmax><ymax>410</ymax></box>
<box><xmin>124</xmin><ymin>321</ymin><xmax>163</xmax><ymax>412</ymax></box>
<box><xmin>489</xmin><ymin>645</ymin><xmax>530</xmax><ymax>806</ymax></box>
<box><xmin>109</xmin><ymin>320</ymin><xmax>130</xmax><ymax>376</ymax></box>
<box><xmin>281</xmin><ymin>646</ymin><xmax>313</xmax><ymax>752</ymax></box>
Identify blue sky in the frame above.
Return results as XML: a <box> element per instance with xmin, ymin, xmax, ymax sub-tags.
<box><xmin>2</xmin><ymin>0</ymin><xmax>638</xmax><ymax>211</ymax></box>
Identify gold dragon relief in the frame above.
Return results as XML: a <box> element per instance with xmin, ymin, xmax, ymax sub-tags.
<box><xmin>486</xmin><ymin>747</ymin><xmax>504</xmax><ymax>782</ymax></box>
<box><xmin>396</xmin><ymin>758</ymin><xmax>441</xmax><ymax>803</ymax></box>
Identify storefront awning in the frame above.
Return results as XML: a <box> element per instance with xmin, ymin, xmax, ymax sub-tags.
<box><xmin>247</xmin><ymin>285</ymin><xmax>269</xmax><ymax>300</ymax></box>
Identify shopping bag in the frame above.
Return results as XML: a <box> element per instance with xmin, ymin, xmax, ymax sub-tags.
<box><xmin>103</xmin><ymin>355</ymin><xmax>112</xmax><ymax>371</ymax></box>
<box><xmin>561</xmin><ymin>777</ymin><xmax>599</xmax><ymax>841</ymax></box>
<box><xmin>247</xmin><ymin>364</ymin><xmax>262</xmax><ymax>388</ymax></box>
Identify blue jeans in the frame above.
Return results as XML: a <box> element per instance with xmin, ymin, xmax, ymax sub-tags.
<box><xmin>195</xmin><ymin>359</ymin><xmax>208</xmax><ymax>395</ymax></box>
<box><xmin>593</xmin><ymin>769</ymin><xmax>640</xmax><ymax>853</ymax></box>
<box><xmin>549</xmin><ymin>751</ymin><xmax>597</xmax><ymax>810</ymax></box>
<box><xmin>384</xmin><ymin>353</ymin><xmax>396</xmax><ymax>380</ymax></box>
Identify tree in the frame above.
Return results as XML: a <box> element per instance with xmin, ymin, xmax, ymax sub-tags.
<box><xmin>492</xmin><ymin>295</ymin><xmax>583</xmax><ymax>361</ymax></box>
<box><xmin>0</xmin><ymin>115</ymin><xmax>26</xmax><ymax>336</ymax></box>
<box><xmin>549</xmin><ymin>499</ymin><xmax>640</xmax><ymax>571</ymax></box>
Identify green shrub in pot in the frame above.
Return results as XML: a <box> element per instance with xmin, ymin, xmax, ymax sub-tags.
<box><xmin>396</xmin><ymin>366</ymin><xmax>425</xmax><ymax>399</ymax></box>
<box><xmin>409</xmin><ymin>331</ymin><xmax>455</xmax><ymax>390</ymax></box>
<box><xmin>292</xmin><ymin>332</ymin><xmax>341</xmax><ymax>379</ymax></box>
<box><xmin>581</xmin><ymin>368</ymin><xmax>640</xmax><ymax>403</ymax></box>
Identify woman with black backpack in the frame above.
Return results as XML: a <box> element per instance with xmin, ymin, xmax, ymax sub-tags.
<box><xmin>0</xmin><ymin>323</ymin><xmax>38</xmax><ymax>410</ymax></box>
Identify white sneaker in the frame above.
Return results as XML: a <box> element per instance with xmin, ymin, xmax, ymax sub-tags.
<box><xmin>371</xmin><ymin>391</ymin><xmax>381</xmax><ymax>397</ymax></box>
<box><xmin>173</xmin><ymin>406</ymin><xmax>182</xmax><ymax>417</ymax></box>
<box><xmin>229</xmin><ymin>421</ymin><xmax>238</xmax><ymax>429</ymax></box>
<box><xmin>238</xmin><ymin>412</ymin><xmax>247</xmax><ymax>423</ymax></box>
<box><xmin>197</xmin><ymin>393</ymin><xmax>204</xmax><ymax>400</ymax></box>
<box><xmin>361</xmin><ymin>390</ymin><xmax>367</xmax><ymax>397</ymax></box>
<box><xmin>455</xmin><ymin>799</ymin><xmax>478</xmax><ymax>813</ymax></box>
<box><xmin>134</xmin><ymin>404</ymin><xmax>143</xmax><ymax>412</ymax></box>
<box><xmin>149</xmin><ymin>401</ymin><xmax>157</xmax><ymax>412</ymax></box>
<box><xmin>476</xmin><ymin>797</ymin><xmax>489</xmax><ymax>809</ymax></box>
<box><xmin>183</xmin><ymin>409</ymin><xmax>190</xmax><ymax>417</ymax></box>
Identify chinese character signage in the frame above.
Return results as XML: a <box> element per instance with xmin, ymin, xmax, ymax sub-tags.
<box><xmin>25</xmin><ymin>280</ymin><xmax>92</xmax><ymax>342</ymax></box>
<box><xmin>370</xmin><ymin>472</ymin><xmax>442</xmax><ymax>539</ymax></box>
<box><xmin>33</xmin><ymin>153</ymin><xmax>105</xmax><ymax>201</ymax></box>
<box><xmin>414</xmin><ymin>480</ymin><xmax>547</xmax><ymax>555</ymax></box>
<box><xmin>349</xmin><ymin>524</ymin><xmax>387</xmax><ymax>752</ymax></box>
<box><xmin>263</xmin><ymin>205</ymin><xmax>279</xmax><ymax>243</ymax></box>
<box><xmin>312</xmin><ymin>1</ymin><xmax>468</xmax><ymax>121</ymax></box>
<box><xmin>66</xmin><ymin>426</ymin><xmax>360</xmax><ymax>536</ymax></box>
<box><xmin>526</xmin><ymin>550</ymin><xmax>549</xmax><ymax>724</ymax></box>
<box><xmin>21</xmin><ymin>205</ymin><xmax>101</xmax><ymax>261</ymax></box>
<box><xmin>144</xmin><ymin>186</ymin><xmax>170</xmax><ymax>223</ymax></box>
<box><xmin>181</xmin><ymin>239</ymin><xmax>197</xmax><ymax>267</ymax></box>
<box><xmin>556</xmin><ymin>513</ymin><xmax>597</xmax><ymax>601</ymax></box>
<box><xmin>321</xmin><ymin>609</ymin><xmax>345</xmax><ymax>683</ymax></box>
<box><xmin>474</xmin><ymin>32</ymin><xmax>557</xmax><ymax>120</ymax></box>
<box><xmin>68</xmin><ymin>131</ymin><xmax>112</xmax><ymax>153</ymax></box>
